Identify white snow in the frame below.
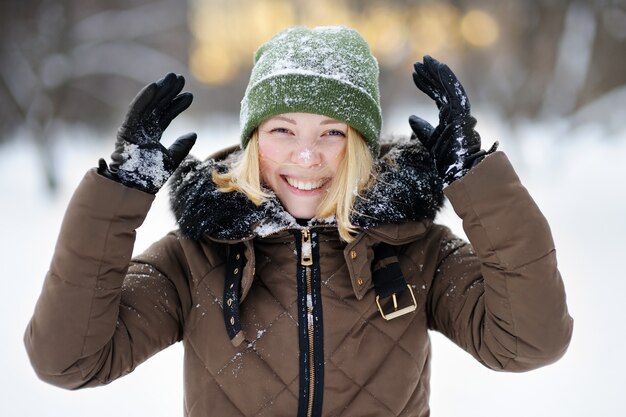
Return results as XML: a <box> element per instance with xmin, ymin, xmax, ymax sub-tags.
<box><xmin>254</xmin><ymin>212</ymin><xmax>297</xmax><ymax>237</ymax></box>
<box><xmin>252</xmin><ymin>68</ymin><xmax>377</xmax><ymax>103</ymax></box>
<box><xmin>118</xmin><ymin>143</ymin><xmax>170</xmax><ymax>189</ymax></box>
<box><xmin>1</xmin><ymin>112</ymin><xmax>624</xmax><ymax>417</ymax></box>
<box><xmin>298</xmin><ymin>148</ymin><xmax>313</xmax><ymax>162</ymax></box>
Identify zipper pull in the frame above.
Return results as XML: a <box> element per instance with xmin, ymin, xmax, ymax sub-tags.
<box><xmin>301</xmin><ymin>229</ymin><xmax>313</xmax><ymax>266</ymax></box>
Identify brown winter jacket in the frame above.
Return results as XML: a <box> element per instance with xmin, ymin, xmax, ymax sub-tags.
<box><xmin>24</xmin><ymin>143</ymin><xmax>573</xmax><ymax>417</ymax></box>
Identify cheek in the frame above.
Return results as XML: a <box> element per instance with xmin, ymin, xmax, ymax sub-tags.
<box><xmin>325</xmin><ymin>143</ymin><xmax>347</xmax><ymax>171</ymax></box>
<box><xmin>258</xmin><ymin>138</ymin><xmax>287</xmax><ymax>163</ymax></box>
<box><xmin>258</xmin><ymin>158</ymin><xmax>271</xmax><ymax>184</ymax></box>
<box><xmin>258</xmin><ymin>142</ymin><xmax>274</xmax><ymax>181</ymax></box>
<box><xmin>258</xmin><ymin>156</ymin><xmax>282</xmax><ymax>189</ymax></box>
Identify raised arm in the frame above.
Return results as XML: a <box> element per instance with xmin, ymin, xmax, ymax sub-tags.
<box><xmin>428</xmin><ymin>153</ymin><xmax>573</xmax><ymax>371</ymax></box>
<box><xmin>410</xmin><ymin>56</ymin><xmax>573</xmax><ymax>371</ymax></box>
<box><xmin>24</xmin><ymin>74</ymin><xmax>196</xmax><ymax>388</ymax></box>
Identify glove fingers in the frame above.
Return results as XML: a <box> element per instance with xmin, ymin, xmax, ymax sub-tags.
<box><xmin>159</xmin><ymin>92</ymin><xmax>193</xmax><ymax>130</ymax></box>
<box><xmin>125</xmin><ymin>82</ymin><xmax>157</xmax><ymax>122</ymax></box>
<box><xmin>412</xmin><ymin>71</ymin><xmax>438</xmax><ymax>104</ymax></box>
<box><xmin>118</xmin><ymin>75</ymin><xmax>173</xmax><ymax>143</ymax></box>
<box><xmin>423</xmin><ymin>59</ymin><xmax>459</xmax><ymax>124</ymax></box>
<box><xmin>168</xmin><ymin>132</ymin><xmax>197</xmax><ymax>168</ymax></box>
<box><xmin>412</xmin><ymin>63</ymin><xmax>441</xmax><ymax>104</ymax></box>
<box><xmin>415</xmin><ymin>58</ymin><xmax>440</xmax><ymax>87</ymax></box>
<box><xmin>423</xmin><ymin>55</ymin><xmax>443</xmax><ymax>73</ymax></box>
<box><xmin>408</xmin><ymin>115</ymin><xmax>435</xmax><ymax>148</ymax></box>
<box><xmin>442</xmin><ymin>68</ymin><xmax>470</xmax><ymax>113</ymax></box>
<box><xmin>426</xmin><ymin>57</ymin><xmax>471</xmax><ymax>114</ymax></box>
<box><xmin>147</xmin><ymin>73</ymin><xmax>179</xmax><ymax>113</ymax></box>
<box><xmin>422</xmin><ymin>57</ymin><xmax>454</xmax><ymax>108</ymax></box>
<box><xmin>154</xmin><ymin>75</ymin><xmax>186</xmax><ymax>119</ymax></box>
<box><xmin>431</xmin><ymin>124</ymin><xmax>455</xmax><ymax>162</ymax></box>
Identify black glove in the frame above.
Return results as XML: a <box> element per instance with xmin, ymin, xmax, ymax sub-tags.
<box><xmin>409</xmin><ymin>56</ymin><xmax>496</xmax><ymax>185</ymax></box>
<box><xmin>98</xmin><ymin>73</ymin><xmax>196</xmax><ymax>194</ymax></box>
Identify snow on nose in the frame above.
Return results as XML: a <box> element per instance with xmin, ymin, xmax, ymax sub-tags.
<box><xmin>292</xmin><ymin>146</ymin><xmax>322</xmax><ymax>167</ymax></box>
<box><xmin>298</xmin><ymin>148</ymin><xmax>313</xmax><ymax>162</ymax></box>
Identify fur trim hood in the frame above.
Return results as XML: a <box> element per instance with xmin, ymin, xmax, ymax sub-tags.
<box><xmin>169</xmin><ymin>139</ymin><xmax>444</xmax><ymax>241</ymax></box>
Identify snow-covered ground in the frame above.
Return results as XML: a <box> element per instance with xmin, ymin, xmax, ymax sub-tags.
<box><xmin>1</xmin><ymin>112</ymin><xmax>624</xmax><ymax>416</ymax></box>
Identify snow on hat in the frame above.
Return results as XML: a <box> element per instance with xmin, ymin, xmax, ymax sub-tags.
<box><xmin>240</xmin><ymin>26</ymin><xmax>382</xmax><ymax>155</ymax></box>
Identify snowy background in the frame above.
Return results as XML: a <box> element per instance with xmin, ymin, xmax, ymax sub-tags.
<box><xmin>1</xmin><ymin>0</ymin><xmax>625</xmax><ymax>415</ymax></box>
<box><xmin>1</xmin><ymin>103</ymin><xmax>624</xmax><ymax>416</ymax></box>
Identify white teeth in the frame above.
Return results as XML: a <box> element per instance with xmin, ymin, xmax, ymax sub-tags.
<box><xmin>285</xmin><ymin>177</ymin><xmax>326</xmax><ymax>191</ymax></box>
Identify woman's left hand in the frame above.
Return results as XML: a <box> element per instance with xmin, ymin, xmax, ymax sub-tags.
<box><xmin>409</xmin><ymin>56</ymin><xmax>494</xmax><ymax>185</ymax></box>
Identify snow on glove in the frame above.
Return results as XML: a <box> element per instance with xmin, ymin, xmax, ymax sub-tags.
<box><xmin>98</xmin><ymin>73</ymin><xmax>197</xmax><ymax>194</ymax></box>
<box><xmin>409</xmin><ymin>55</ymin><xmax>497</xmax><ymax>185</ymax></box>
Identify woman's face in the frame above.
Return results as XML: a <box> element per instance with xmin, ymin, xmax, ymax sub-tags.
<box><xmin>258</xmin><ymin>112</ymin><xmax>347</xmax><ymax>219</ymax></box>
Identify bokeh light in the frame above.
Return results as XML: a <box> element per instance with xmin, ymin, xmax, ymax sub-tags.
<box><xmin>188</xmin><ymin>0</ymin><xmax>501</xmax><ymax>85</ymax></box>
<box><xmin>460</xmin><ymin>9</ymin><xmax>500</xmax><ymax>47</ymax></box>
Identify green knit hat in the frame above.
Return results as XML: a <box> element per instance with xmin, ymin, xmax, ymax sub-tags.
<box><xmin>240</xmin><ymin>26</ymin><xmax>382</xmax><ymax>155</ymax></box>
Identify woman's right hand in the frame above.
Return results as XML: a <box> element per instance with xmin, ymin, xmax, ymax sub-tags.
<box><xmin>98</xmin><ymin>73</ymin><xmax>196</xmax><ymax>194</ymax></box>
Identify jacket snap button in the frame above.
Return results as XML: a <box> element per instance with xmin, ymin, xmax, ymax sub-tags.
<box><xmin>233</xmin><ymin>268</ymin><xmax>239</xmax><ymax>275</ymax></box>
<box><xmin>227</xmin><ymin>298</ymin><xmax>233</xmax><ymax>306</ymax></box>
<box><xmin>350</xmin><ymin>250</ymin><xmax>358</xmax><ymax>260</ymax></box>
<box><xmin>230</xmin><ymin>317</ymin><xmax>235</xmax><ymax>325</ymax></box>
<box><xmin>357</xmin><ymin>278</ymin><xmax>364</xmax><ymax>286</ymax></box>
<box><xmin>236</xmin><ymin>253</ymin><xmax>240</xmax><ymax>260</ymax></box>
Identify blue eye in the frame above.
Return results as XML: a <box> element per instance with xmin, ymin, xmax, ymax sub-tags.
<box><xmin>271</xmin><ymin>127</ymin><xmax>292</xmax><ymax>134</ymax></box>
<box><xmin>326</xmin><ymin>129</ymin><xmax>346</xmax><ymax>137</ymax></box>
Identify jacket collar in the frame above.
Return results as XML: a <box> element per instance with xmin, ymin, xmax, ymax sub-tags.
<box><xmin>168</xmin><ymin>139</ymin><xmax>444</xmax><ymax>243</ymax></box>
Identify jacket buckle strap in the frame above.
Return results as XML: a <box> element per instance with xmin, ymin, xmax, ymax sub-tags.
<box><xmin>376</xmin><ymin>284</ymin><xmax>417</xmax><ymax>320</ymax></box>
<box><xmin>372</xmin><ymin>242</ymin><xmax>417</xmax><ymax>321</ymax></box>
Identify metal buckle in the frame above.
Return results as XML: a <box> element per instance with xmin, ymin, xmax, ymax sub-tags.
<box><xmin>376</xmin><ymin>284</ymin><xmax>417</xmax><ymax>320</ymax></box>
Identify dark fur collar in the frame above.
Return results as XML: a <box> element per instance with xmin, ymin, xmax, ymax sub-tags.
<box><xmin>169</xmin><ymin>139</ymin><xmax>444</xmax><ymax>241</ymax></box>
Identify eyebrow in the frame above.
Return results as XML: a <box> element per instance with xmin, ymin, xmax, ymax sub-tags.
<box><xmin>320</xmin><ymin>119</ymin><xmax>345</xmax><ymax>126</ymax></box>
<box><xmin>271</xmin><ymin>116</ymin><xmax>296</xmax><ymax>124</ymax></box>
<box><xmin>267</xmin><ymin>116</ymin><xmax>345</xmax><ymax>126</ymax></box>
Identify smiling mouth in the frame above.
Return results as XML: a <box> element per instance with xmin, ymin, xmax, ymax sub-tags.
<box><xmin>283</xmin><ymin>176</ymin><xmax>329</xmax><ymax>191</ymax></box>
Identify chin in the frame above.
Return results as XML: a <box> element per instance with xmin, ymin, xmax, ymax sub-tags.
<box><xmin>285</xmin><ymin>206</ymin><xmax>317</xmax><ymax>220</ymax></box>
<box><xmin>276</xmin><ymin>187</ymin><xmax>323</xmax><ymax>220</ymax></box>
<box><xmin>282</xmin><ymin>197</ymin><xmax>321</xmax><ymax>220</ymax></box>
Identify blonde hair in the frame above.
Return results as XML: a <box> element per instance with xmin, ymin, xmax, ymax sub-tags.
<box><xmin>213</xmin><ymin>127</ymin><xmax>375</xmax><ymax>242</ymax></box>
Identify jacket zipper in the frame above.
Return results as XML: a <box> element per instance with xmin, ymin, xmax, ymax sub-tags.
<box><xmin>306</xmin><ymin>265</ymin><xmax>315</xmax><ymax>417</ymax></box>
<box><xmin>297</xmin><ymin>228</ymin><xmax>323</xmax><ymax>417</ymax></box>
<box><xmin>301</xmin><ymin>229</ymin><xmax>315</xmax><ymax>417</ymax></box>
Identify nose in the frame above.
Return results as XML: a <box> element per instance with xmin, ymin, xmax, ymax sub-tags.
<box><xmin>290</xmin><ymin>139</ymin><xmax>323</xmax><ymax>167</ymax></box>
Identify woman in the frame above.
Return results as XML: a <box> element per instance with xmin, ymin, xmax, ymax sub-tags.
<box><xmin>24</xmin><ymin>26</ymin><xmax>573</xmax><ymax>417</ymax></box>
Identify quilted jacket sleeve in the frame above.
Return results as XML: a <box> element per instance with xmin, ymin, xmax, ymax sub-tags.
<box><xmin>427</xmin><ymin>151</ymin><xmax>573</xmax><ymax>372</ymax></box>
<box><xmin>24</xmin><ymin>169</ymin><xmax>191</xmax><ymax>389</ymax></box>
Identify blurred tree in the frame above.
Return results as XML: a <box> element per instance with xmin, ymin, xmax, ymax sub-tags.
<box><xmin>1</xmin><ymin>0</ymin><xmax>624</xmax><ymax>191</ymax></box>
<box><xmin>0</xmin><ymin>0</ymin><xmax>190</xmax><ymax>191</ymax></box>
<box><xmin>442</xmin><ymin>0</ymin><xmax>625</xmax><ymax>122</ymax></box>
